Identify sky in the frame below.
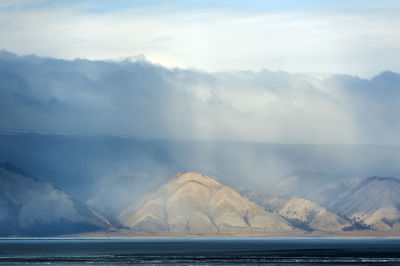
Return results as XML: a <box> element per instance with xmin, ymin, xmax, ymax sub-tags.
<box><xmin>0</xmin><ymin>1</ymin><xmax>399</xmax><ymax>145</ymax></box>
<box><xmin>0</xmin><ymin>0</ymin><xmax>400</xmax><ymax>77</ymax></box>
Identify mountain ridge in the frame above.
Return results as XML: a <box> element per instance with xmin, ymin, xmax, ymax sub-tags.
<box><xmin>2</xmin><ymin>163</ymin><xmax>400</xmax><ymax>237</ymax></box>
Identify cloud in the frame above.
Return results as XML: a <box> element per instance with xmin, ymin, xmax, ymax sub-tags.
<box><xmin>0</xmin><ymin>3</ymin><xmax>399</xmax><ymax>76</ymax></box>
<box><xmin>0</xmin><ymin>51</ymin><xmax>399</xmax><ymax>145</ymax></box>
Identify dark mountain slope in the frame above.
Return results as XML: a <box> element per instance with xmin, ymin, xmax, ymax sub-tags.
<box><xmin>0</xmin><ymin>162</ymin><xmax>113</xmax><ymax>236</ymax></box>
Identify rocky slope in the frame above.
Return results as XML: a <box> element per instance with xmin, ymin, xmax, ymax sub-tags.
<box><xmin>279</xmin><ymin>197</ymin><xmax>351</xmax><ymax>232</ymax></box>
<box><xmin>312</xmin><ymin>176</ymin><xmax>400</xmax><ymax>231</ymax></box>
<box><xmin>0</xmin><ymin>162</ymin><xmax>113</xmax><ymax>236</ymax></box>
<box><xmin>242</xmin><ymin>191</ymin><xmax>351</xmax><ymax>232</ymax></box>
<box><xmin>118</xmin><ymin>172</ymin><xmax>297</xmax><ymax>235</ymax></box>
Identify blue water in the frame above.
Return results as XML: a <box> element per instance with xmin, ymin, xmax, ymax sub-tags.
<box><xmin>1</xmin><ymin>238</ymin><xmax>400</xmax><ymax>265</ymax></box>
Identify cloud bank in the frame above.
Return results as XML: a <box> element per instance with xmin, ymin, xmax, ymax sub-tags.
<box><xmin>0</xmin><ymin>51</ymin><xmax>399</xmax><ymax>145</ymax></box>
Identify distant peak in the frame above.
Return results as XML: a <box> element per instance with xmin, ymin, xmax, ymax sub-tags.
<box><xmin>177</xmin><ymin>171</ymin><xmax>205</xmax><ymax>179</ymax></box>
<box><xmin>173</xmin><ymin>172</ymin><xmax>221</xmax><ymax>187</ymax></box>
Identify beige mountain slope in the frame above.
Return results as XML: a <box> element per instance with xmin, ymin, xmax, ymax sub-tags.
<box><xmin>279</xmin><ymin>197</ymin><xmax>351</xmax><ymax>231</ymax></box>
<box><xmin>118</xmin><ymin>172</ymin><xmax>297</xmax><ymax>235</ymax></box>
<box><xmin>242</xmin><ymin>191</ymin><xmax>351</xmax><ymax>232</ymax></box>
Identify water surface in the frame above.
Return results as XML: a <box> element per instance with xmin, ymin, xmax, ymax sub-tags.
<box><xmin>1</xmin><ymin>238</ymin><xmax>400</xmax><ymax>265</ymax></box>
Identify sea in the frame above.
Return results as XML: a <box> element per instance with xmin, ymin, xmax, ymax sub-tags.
<box><xmin>1</xmin><ymin>238</ymin><xmax>400</xmax><ymax>265</ymax></box>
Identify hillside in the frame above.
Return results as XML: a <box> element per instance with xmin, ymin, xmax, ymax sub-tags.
<box><xmin>313</xmin><ymin>176</ymin><xmax>400</xmax><ymax>231</ymax></box>
<box><xmin>242</xmin><ymin>191</ymin><xmax>351</xmax><ymax>232</ymax></box>
<box><xmin>0</xmin><ymin>162</ymin><xmax>113</xmax><ymax>236</ymax></box>
<box><xmin>118</xmin><ymin>172</ymin><xmax>297</xmax><ymax>235</ymax></box>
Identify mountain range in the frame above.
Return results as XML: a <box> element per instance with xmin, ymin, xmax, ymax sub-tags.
<box><xmin>1</xmin><ymin>162</ymin><xmax>400</xmax><ymax>237</ymax></box>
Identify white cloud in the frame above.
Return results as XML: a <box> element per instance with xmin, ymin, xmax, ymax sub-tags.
<box><xmin>0</xmin><ymin>4</ymin><xmax>399</xmax><ymax>77</ymax></box>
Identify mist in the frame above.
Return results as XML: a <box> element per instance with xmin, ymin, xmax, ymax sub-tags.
<box><xmin>1</xmin><ymin>51</ymin><xmax>400</xmax><ymax>145</ymax></box>
<box><xmin>1</xmin><ymin>132</ymin><xmax>400</xmax><ymax>216</ymax></box>
<box><xmin>1</xmin><ymin>51</ymin><xmax>400</xmax><ymax>215</ymax></box>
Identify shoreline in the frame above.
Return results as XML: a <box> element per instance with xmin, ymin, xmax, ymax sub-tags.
<box><xmin>3</xmin><ymin>234</ymin><xmax>400</xmax><ymax>240</ymax></box>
